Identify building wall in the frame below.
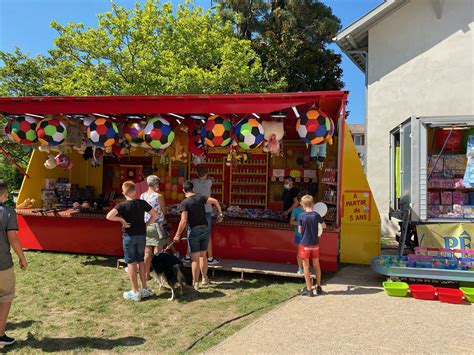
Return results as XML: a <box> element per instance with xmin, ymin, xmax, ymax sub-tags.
<box><xmin>367</xmin><ymin>0</ymin><xmax>474</xmax><ymax>233</ymax></box>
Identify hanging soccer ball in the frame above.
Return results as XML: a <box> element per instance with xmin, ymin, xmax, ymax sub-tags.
<box><xmin>144</xmin><ymin>117</ymin><xmax>175</xmax><ymax>150</ymax></box>
<box><xmin>5</xmin><ymin>115</ymin><xmax>38</xmax><ymax>144</ymax></box>
<box><xmin>297</xmin><ymin>109</ymin><xmax>330</xmax><ymax>145</ymax></box>
<box><xmin>37</xmin><ymin>118</ymin><xmax>67</xmax><ymax>146</ymax></box>
<box><xmin>87</xmin><ymin>118</ymin><xmax>119</xmax><ymax>148</ymax></box>
<box><xmin>233</xmin><ymin>117</ymin><xmax>265</xmax><ymax>150</ymax></box>
<box><xmin>203</xmin><ymin>115</ymin><xmax>233</xmax><ymax>147</ymax></box>
<box><xmin>123</xmin><ymin>119</ymin><xmax>145</xmax><ymax>146</ymax></box>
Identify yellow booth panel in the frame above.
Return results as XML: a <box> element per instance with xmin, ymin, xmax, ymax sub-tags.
<box><xmin>17</xmin><ymin>149</ymin><xmax>103</xmax><ymax>208</ymax></box>
<box><xmin>340</xmin><ymin>122</ymin><xmax>381</xmax><ymax>264</ymax></box>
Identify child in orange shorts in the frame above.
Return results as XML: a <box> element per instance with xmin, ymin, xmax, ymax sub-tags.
<box><xmin>298</xmin><ymin>195</ymin><xmax>326</xmax><ymax>297</ymax></box>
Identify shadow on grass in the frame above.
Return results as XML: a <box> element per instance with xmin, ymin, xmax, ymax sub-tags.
<box><xmin>6</xmin><ymin>320</ymin><xmax>40</xmax><ymax>331</ymax></box>
<box><xmin>79</xmin><ymin>256</ymin><xmax>118</xmax><ymax>268</ymax></box>
<box><xmin>3</xmin><ymin>332</ymin><xmax>145</xmax><ymax>352</ymax></box>
<box><xmin>323</xmin><ymin>285</ymin><xmax>383</xmax><ymax>296</ymax></box>
<box><xmin>145</xmin><ymin>287</ymin><xmax>226</xmax><ymax>303</ymax></box>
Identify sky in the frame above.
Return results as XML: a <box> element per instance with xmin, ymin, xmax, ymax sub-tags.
<box><xmin>0</xmin><ymin>0</ymin><xmax>383</xmax><ymax>124</ymax></box>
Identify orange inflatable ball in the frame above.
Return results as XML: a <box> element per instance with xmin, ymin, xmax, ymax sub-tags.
<box><xmin>178</xmin><ymin>193</ymin><xmax>184</xmax><ymax>200</ymax></box>
<box><xmin>165</xmin><ymin>190</ymin><xmax>171</xmax><ymax>199</ymax></box>
<box><xmin>171</xmin><ymin>191</ymin><xmax>177</xmax><ymax>200</ymax></box>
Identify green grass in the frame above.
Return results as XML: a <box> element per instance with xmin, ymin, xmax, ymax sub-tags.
<box><xmin>4</xmin><ymin>251</ymin><xmax>309</xmax><ymax>353</ymax></box>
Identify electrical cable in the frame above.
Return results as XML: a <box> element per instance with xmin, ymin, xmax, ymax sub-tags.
<box><xmin>184</xmin><ymin>293</ymin><xmax>300</xmax><ymax>352</ymax></box>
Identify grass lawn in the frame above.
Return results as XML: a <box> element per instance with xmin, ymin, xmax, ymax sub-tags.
<box><xmin>4</xmin><ymin>251</ymin><xmax>311</xmax><ymax>353</ymax></box>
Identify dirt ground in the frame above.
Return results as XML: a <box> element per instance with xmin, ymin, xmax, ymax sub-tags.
<box><xmin>208</xmin><ymin>265</ymin><xmax>473</xmax><ymax>354</ymax></box>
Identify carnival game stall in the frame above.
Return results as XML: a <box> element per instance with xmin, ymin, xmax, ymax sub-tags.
<box><xmin>0</xmin><ymin>92</ymin><xmax>380</xmax><ymax>273</ymax></box>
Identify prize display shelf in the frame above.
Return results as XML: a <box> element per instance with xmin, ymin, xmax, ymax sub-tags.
<box><xmin>321</xmin><ymin>167</ymin><xmax>338</xmax><ymax>224</ymax></box>
<box><xmin>229</xmin><ymin>153</ymin><xmax>269</xmax><ymax>207</ymax></box>
<box><xmin>188</xmin><ymin>154</ymin><xmax>225</xmax><ymax>201</ymax></box>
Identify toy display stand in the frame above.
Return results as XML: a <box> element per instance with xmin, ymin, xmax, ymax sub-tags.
<box><xmin>372</xmin><ymin>247</ymin><xmax>474</xmax><ymax>282</ymax></box>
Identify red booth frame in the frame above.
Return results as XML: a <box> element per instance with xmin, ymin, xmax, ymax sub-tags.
<box><xmin>1</xmin><ymin>91</ymin><xmax>348</xmax><ymax>272</ymax></box>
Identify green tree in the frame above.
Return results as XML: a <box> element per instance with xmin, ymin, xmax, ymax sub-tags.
<box><xmin>0</xmin><ymin>49</ymin><xmax>47</xmax><ymax>189</ymax></box>
<box><xmin>218</xmin><ymin>0</ymin><xmax>343</xmax><ymax>91</ymax></box>
<box><xmin>44</xmin><ymin>0</ymin><xmax>286</xmax><ymax>95</ymax></box>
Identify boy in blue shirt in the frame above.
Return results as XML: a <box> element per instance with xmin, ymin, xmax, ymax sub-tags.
<box><xmin>298</xmin><ymin>195</ymin><xmax>325</xmax><ymax>297</ymax></box>
<box><xmin>290</xmin><ymin>195</ymin><xmax>304</xmax><ymax>274</ymax></box>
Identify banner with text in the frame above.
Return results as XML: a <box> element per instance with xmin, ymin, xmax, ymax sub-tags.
<box><xmin>341</xmin><ymin>191</ymin><xmax>371</xmax><ymax>223</ymax></box>
<box><xmin>416</xmin><ymin>223</ymin><xmax>473</xmax><ymax>250</ymax></box>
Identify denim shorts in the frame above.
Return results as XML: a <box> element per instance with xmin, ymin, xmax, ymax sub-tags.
<box><xmin>122</xmin><ymin>233</ymin><xmax>146</xmax><ymax>263</ymax></box>
<box><xmin>187</xmin><ymin>226</ymin><xmax>210</xmax><ymax>254</ymax></box>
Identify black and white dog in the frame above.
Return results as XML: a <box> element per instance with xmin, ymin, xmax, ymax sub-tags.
<box><xmin>150</xmin><ymin>252</ymin><xmax>192</xmax><ymax>301</ymax></box>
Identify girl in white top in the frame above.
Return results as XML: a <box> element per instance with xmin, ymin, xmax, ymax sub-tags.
<box><xmin>141</xmin><ymin>175</ymin><xmax>167</xmax><ymax>280</ymax></box>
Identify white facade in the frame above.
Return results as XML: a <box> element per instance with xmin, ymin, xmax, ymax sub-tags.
<box><xmin>337</xmin><ymin>0</ymin><xmax>474</xmax><ymax>234</ymax></box>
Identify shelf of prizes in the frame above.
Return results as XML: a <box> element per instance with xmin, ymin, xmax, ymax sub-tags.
<box><xmin>0</xmin><ymin>92</ymin><xmax>381</xmax><ymax>272</ymax></box>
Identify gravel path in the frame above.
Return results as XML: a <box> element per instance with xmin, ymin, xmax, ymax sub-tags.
<box><xmin>208</xmin><ymin>265</ymin><xmax>473</xmax><ymax>354</ymax></box>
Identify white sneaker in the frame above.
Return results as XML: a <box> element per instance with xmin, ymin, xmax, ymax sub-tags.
<box><xmin>123</xmin><ymin>290</ymin><xmax>141</xmax><ymax>302</ymax></box>
<box><xmin>124</xmin><ymin>267</ymin><xmax>128</xmax><ymax>272</ymax></box>
<box><xmin>207</xmin><ymin>257</ymin><xmax>220</xmax><ymax>265</ymax></box>
<box><xmin>140</xmin><ymin>287</ymin><xmax>154</xmax><ymax>299</ymax></box>
<box><xmin>297</xmin><ymin>268</ymin><xmax>304</xmax><ymax>275</ymax></box>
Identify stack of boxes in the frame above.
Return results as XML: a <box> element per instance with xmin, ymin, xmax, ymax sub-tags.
<box><xmin>427</xmin><ymin>154</ymin><xmax>474</xmax><ymax>219</ymax></box>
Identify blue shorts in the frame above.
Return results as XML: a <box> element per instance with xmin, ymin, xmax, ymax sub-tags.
<box><xmin>187</xmin><ymin>226</ymin><xmax>210</xmax><ymax>254</ymax></box>
<box><xmin>122</xmin><ymin>233</ymin><xmax>146</xmax><ymax>264</ymax></box>
<box><xmin>295</xmin><ymin>234</ymin><xmax>301</xmax><ymax>245</ymax></box>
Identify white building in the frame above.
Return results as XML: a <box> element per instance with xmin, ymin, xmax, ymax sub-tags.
<box><xmin>335</xmin><ymin>0</ymin><xmax>474</xmax><ymax>234</ymax></box>
<box><xmin>349</xmin><ymin>124</ymin><xmax>365</xmax><ymax>167</ymax></box>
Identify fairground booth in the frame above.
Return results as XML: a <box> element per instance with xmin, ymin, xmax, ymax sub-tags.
<box><xmin>0</xmin><ymin>92</ymin><xmax>380</xmax><ymax>273</ymax></box>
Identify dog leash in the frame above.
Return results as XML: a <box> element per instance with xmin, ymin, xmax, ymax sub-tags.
<box><xmin>162</xmin><ymin>238</ymin><xmax>187</xmax><ymax>253</ymax></box>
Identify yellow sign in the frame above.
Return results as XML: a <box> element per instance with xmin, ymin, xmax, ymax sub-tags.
<box><xmin>341</xmin><ymin>190</ymin><xmax>371</xmax><ymax>223</ymax></box>
<box><xmin>417</xmin><ymin>224</ymin><xmax>473</xmax><ymax>250</ymax></box>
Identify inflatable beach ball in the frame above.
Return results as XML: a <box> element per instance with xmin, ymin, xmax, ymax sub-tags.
<box><xmin>203</xmin><ymin>115</ymin><xmax>232</xmax><ymax>147</ymax></box>
<box><xmin>144</xmin><ymin>117</ymin><xmax>175</xmax><ymax>150</ymax></box>
<box><xmin>87</xmin><ymin>118</ymin><xmax>119</xmax><ymax>148</ymax></box>
<box><xmin>297</xmin><ymin>109</ymin><xmax>330</xmax><ymax>145</ymax></box>
<box><xmin>37</xmin><ymin>118</ymin><xmax>67</xmax><ymax>146</ymax></box>
<box><xmin>5</xmin><ymin>115</ymin><xmax>38</xmax><ymax>144</ymax></box>
<box><xmin>123</xmin><ymin>120</ymin><xmax>145</xmax><ymax>146</ymax></box>
<box><xmin>233</xmin><ymin>117</ymin><xmax>264</xmax><ymax>150</ymax></box>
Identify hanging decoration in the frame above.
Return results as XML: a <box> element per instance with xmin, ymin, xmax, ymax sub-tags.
<box><xmin>37</xmin><ymin>117</ymin><xmax>68</xmax><ymax>146</ymax></box>
<box><xmin>87</xmin><ymin>118</ymin><xmax>119</xmax><ymax>148</ymax></box>
<box><xmin>123</xmin><ymin>119</ymin><xmax>146</xmax><ymax>146</ymax></box>
<box><xmin>262</xmin><ymin>121</ymin><xmax>284</xmax><ymax>156</ymax></box>
<box><xmin>233</xmin><ymin>116</ymin><xmax>265</xmax><ymax>150</ymax></box>
<box><xmin>296</xmin><ymin>109</ymin><xmax>330</xmax><ymax>145</ymax></box>
<box><xmin>5</xmin><ymin>115</ymin><xmax>38</xmax><ymax>144</ymax></box>
<box><xmin>144</xmin><ymin>117</ymin><xmax>175</xmax><ymax>150</ymax></box>
<box><xmin>168</xmin><ymin>125</ymin><xmax>188</xmax><ymax>163</ymax></box>
<box><xmin>55</xmin><ymin>153</ymin><xmax>73</xmax><ymax>170</ymax></box>
<box><xmin>203</xmin><ymin>115</ymin><xmax>233</xmax><ymax>147</ymax></box>
<box><xmin>325</xmin><ymin>117</ymin><xmax>335</xmax><ymax>145</ymax></box>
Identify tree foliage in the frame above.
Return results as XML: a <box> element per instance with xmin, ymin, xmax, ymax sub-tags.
<box><xmin>217</xmin><ymin>0</ymin><xmax>343</xmax><ymax>91</ymax></box>
<box><xmin>44</xmin><ymin>0</ymin><xmax>286</xmax><ymax>95</ymax></box>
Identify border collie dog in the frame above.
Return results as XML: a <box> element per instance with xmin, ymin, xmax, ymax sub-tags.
<box><xmin>150</xmin><ymin>252</ymin><xmax>192</xmax><ymax>300</ymax></box>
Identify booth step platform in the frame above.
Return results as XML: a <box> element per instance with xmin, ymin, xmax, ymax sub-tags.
<box><xmin>117</xmin><ymin>258</ymin><xmax>314</xmax><ymax>280</ymax></box>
